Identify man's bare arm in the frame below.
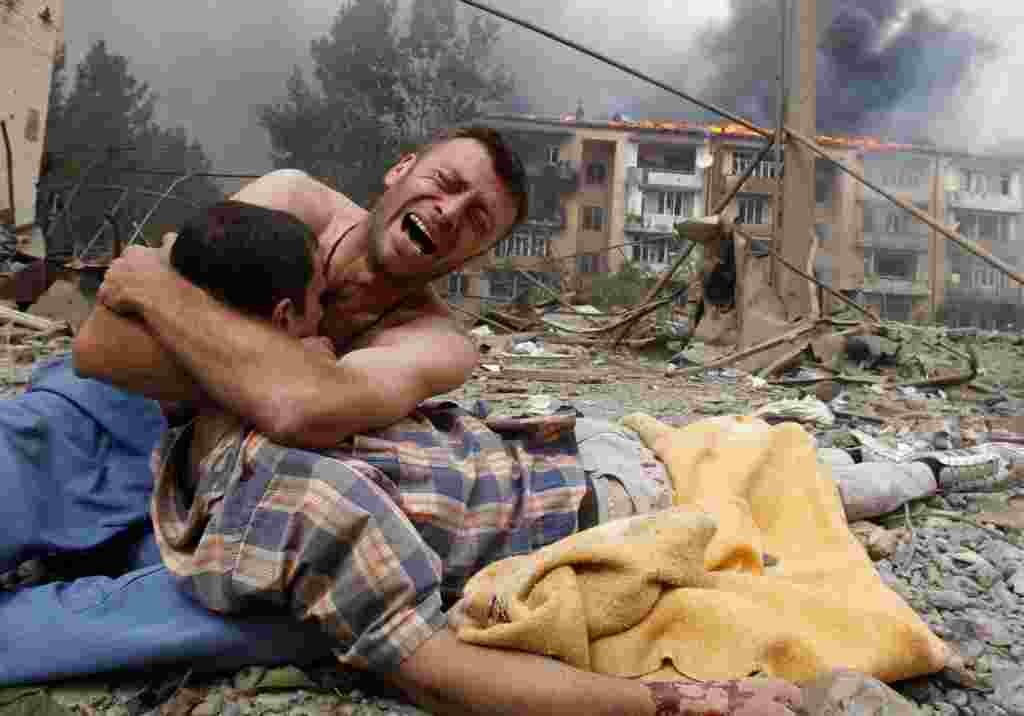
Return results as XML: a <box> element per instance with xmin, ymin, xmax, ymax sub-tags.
<box><xmin>73</xmin><ymin>169</ymin><xmax>354</xmax><ymax>400</ymax></box>
<box><xmin>388</xmin><ymin>628</ymin><xmax>655</xmax><ymax>716</ymax></box>
<box><xmin>73</xmin><ymin>305</ymin><xmax>201</xmax><ymax>402</ymax></box>
<box><xmin>92</xmin><ymin>248</ymin><xmax>477</xmax><ymax>447</ymax></box>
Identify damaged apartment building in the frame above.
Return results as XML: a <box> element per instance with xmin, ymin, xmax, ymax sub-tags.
<box><xmin>441</xmin><ymin>110</ymin><xmax>1024</xmax><ymax>329</ymax></box>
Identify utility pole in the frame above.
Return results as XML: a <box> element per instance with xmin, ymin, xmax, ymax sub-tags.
<box><xmin>776</xmin><ymin>0</ymin><xmax>817</xmax><ymax>319</ymax></box>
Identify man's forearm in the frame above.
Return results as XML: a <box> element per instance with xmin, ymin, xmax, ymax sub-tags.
<box><xmin>390</xmin><ymin>628</ymin><xmax>655</xmax><ymax>716</ymax></box>
<box><xmin>127</xmin><ymin>271</ymin><xmax>332</xmax><ymax>439</ymax></box>
<box><xmin>74</xmin><ymin>305</ymin><xmax>203</xmax><ymax>402</ymax></box>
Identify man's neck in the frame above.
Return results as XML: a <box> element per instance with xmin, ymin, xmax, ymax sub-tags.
<box><xmin>324</xmin><ymin>216</ymin><xmax>427</xmax><ymax>303</ymax></box>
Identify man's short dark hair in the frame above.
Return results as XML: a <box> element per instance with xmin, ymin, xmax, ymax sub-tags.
<box><xmin>171</xmin><ymin>201</ymin><xmax>318</xmax><ymax>319</ymax></box>
<box><xmin>422</xmin><ymin>125</ymin><xmax>529</xmax><ymax>232</ymax></box>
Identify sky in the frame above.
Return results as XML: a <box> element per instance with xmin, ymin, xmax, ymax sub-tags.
<box><xmin>63</xmin><ymin>0</ymin><xmax>1024</xmax><ymax>173</ymax></box>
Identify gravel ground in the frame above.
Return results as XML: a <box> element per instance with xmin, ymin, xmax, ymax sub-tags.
<box><xmin>7</xmin><ymin>340</ymin><xmax>1024</xmax><ymax>716</ymax></box>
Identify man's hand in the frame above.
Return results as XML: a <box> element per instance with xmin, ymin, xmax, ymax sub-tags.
<box><xmin>97</xmin><ymin>245</ymin><xmax>176</xmax><ymax>317</ymax></box>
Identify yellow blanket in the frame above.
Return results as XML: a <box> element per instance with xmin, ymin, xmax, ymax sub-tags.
<box><xmin>455</xmin><ymin>414</ymin><xmax>951</xmax><ymax>685</ymax></box>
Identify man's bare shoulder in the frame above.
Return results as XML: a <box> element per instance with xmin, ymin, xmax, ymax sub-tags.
<box><xmin>233</xmin><ymin>169</ymin><xmax>363</xmax><ymax>236</ymax></box>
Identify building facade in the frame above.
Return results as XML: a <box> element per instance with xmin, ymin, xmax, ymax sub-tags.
<box><xmin>436</xmin><ymin>112</ymin><xmax>1024</xmax><ymax>329</ymax></box>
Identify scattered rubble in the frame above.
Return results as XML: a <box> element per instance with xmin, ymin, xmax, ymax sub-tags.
<box><xmin>6</xmin><ymin>287</ymin><xmax>1024</xmax><ymax>715</ymax></box>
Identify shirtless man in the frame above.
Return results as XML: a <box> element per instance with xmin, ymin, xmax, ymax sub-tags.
<box><xmin>74</xmin><ymin>127</ymin><xmax>803</xmax><ymax>716</ymax></box>
<box><xmin>75</xmin><ymin>126</ymin><xmax>522</xmax><ymax>447</ymax></box>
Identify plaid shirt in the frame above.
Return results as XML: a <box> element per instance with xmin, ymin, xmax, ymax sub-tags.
<box><xmin>151</xmin><ymin>401</ymin><xmax>586</xmax><ymax>672</ymax></box>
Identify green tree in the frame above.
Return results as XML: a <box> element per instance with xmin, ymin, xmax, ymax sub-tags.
<box><xmin>399</xmin><ymin>0</ymin><xmax>514</xmax><ymax>145</ymax></box>
<box><xmin>41</xmin><ymin>40</ymin><xmax>220</xmax><ymax>260</ymax></box>
<box><xmin>259</xmin><ymin>0</ymin><xmax>514</xmax><ymax>205</ymax></box>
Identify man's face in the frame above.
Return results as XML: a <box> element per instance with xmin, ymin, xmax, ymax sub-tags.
<box><xmin>365</xmin><ymin>138</ymin><xmax>519</xmax><ymax>280</ymax></box>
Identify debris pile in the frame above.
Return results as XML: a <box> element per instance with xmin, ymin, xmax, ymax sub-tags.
<box><xmin>0</xmin><ymin>304</ymin><xmax>71</xmax><ymax>391</ymax></box>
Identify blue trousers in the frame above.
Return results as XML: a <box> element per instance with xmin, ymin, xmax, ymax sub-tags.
<box><xmin>0</xmin><ymin>358</ymin><xmax>333</xmax><ymax>686</ymax></box>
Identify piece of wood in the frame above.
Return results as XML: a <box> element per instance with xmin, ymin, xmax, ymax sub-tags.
<box><xmin>0</xmin><ymin>304</ymin><xmax>64</xmax><ymax>332</ymax></box>
<box><xmin>758</xmin><ymin>342</ymin><xmax>810</xmax><ymax>378</ymax></box>
<box><xmin>497</xmin><ymin>368</ymin><xmax>606</xmax><ymax>384</ymax></box>
<box><xmin>776</xmin><ymin>0</ymin><xmax>818</xmax><ymax>320</ymax></box>
<box><xmin>736</xmin><ymin>227</ymin><xmax>879</xmax><ymax>324</ymax></box>
<box><xmin>686</xmin><ymin>320</ymin><xmax>819</xmax><ymax>372</ymax></box>
<box><xmin>807</xmin><ymin>228</ymin><xmax>821</xmax><ymax>319</ymax></box>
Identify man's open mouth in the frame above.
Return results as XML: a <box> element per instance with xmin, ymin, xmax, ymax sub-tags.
<box><xmin>403</xmin><ymin>213</ymin><xmax>436</xmax><ymax>255</ymax></box>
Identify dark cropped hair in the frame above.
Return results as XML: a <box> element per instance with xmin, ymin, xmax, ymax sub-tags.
<box><xmin>423</xmin><ymin>125</ymin><xmax>529</xmax><ymax>232</ymax></box>
<box><xmin>170</xmin><ymin>201</ymin><xmax>318</xmax><ymax>318</ymax></box>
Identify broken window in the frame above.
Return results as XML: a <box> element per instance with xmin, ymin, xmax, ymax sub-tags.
<box><xmin>815</xmin><ymin>160</ymin><xmax>837</xmax><ymax>206</ymax></box>
<box><xmin>956</xmin><ymin>211</ymin><xmax>1010</xmax><ymax>242</ymax></box>
<box><xmin>863</xmin><ymin>208</ymin><xmax>875</xmax><ymax>234</ymax></box>
<box><xmin>531</xmin><ymin>231</ymin><xmax>550</xmax><ymax>257</ymax></box>
<box><xmin>637</xmin><ymin>145</ymin><xmax>696</xmax><ymax>174</ymax></box>
<box><xmin>585</xmin><ymin>162</ymin><xmax>607</xmax><ymax>184</ymax></box>
<box><xmin>576</xmin><ymin>253</ymin><xmax>605</xmax><ymax>274</ymax></box>
<box><xmin>874</xmin><ymin>250</ymin><xmax>916</xmax><ymax>280</ymax></box>
<box><xmin>447</xmin><ymin>272</ymin><xmax>467</xmax><ymax>300</ymax></box>
<box><xmin>494</xmin><ymin>228</ymin><xmax>551</xmax><ymax>258</ymax></box>
<box><xmin>733</xmin><ymin>150</ymin><xmax>779</xmax><ymax>178</ymax></box>
<box><xmin>644</xmin><ymin>190</ymin><xmax>695</xmax><ymax>218</ymax></box>
<box><xmin>885</xmin><ymin>212</ymin><xmax>908</xmax><ymax>234</ymax></box>
<box><xmin>631</xmin><ymin>238</ymin><xmax>673</xmax><ymax>264</ymax></box>
<box><xmin>487</xmin><ymin>270</ymin><xmax>516</xmax><ymax>299</ymax></box>
<box><xmin>580</xmin><ymin>205</ymin><xmax>605</xmax><ymax>231</ymax></box>
<box><xmin>736</xmin><ymin>195</ymin><xmax>770</xmax><ymax>225</ymax></box>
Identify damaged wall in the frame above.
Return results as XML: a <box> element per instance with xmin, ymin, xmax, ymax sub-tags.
<box><xmin>0</xmin><ymin>0</ymin><xmax>64</xmax><ymax>233</ymax></box>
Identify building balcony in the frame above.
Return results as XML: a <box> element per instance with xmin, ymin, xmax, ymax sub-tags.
<box><xmin>859</xmin><ymin>232</ymin><xmax>929</xmax><ymax>252</ymax></box>
<box><xmin>627</xmin><ymin>167</ymin><xmax>703</xmax><ymax>191</ymax></box>
<box><xmin>868</xmin><ymin>184</ymin><xmax>931</xmax><ymax>205</ymax></box>
<box><xmin>525</xmin><ymin>209</ymin><xmax>567</xmax><ymax>229</ymax></box>
<box><xmin>625</xmin><ymin>212</ymin><xmax>686</xmax><ymax>234</ymax></box>
<box><xmin>947</xmin><ymin>191</ymin><xmax>1023</xmax><ymax>213</ymax></box>
<box><xmin>946</xmin><ymin>283</ymin><xmax>1023</xmax><ymax>304</ymax></box>
<box><xmin>862</xmin><ymin>275</ymin><xmax>930</xmax><ymax>296</ymax></box>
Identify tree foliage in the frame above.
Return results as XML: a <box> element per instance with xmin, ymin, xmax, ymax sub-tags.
<box><xmin>41</xmin><ymin>40</ymin><xmax>221</xmax><ymax>259</ymax></box>
<box><xmin>259</xmin><ymin>0</ymin><xmax>514</xmax><ymax>206</ymax></box>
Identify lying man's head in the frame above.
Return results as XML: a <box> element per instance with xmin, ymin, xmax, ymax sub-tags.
<box><xmin>365</xmin><ymin>125</ymin><xmax>528</xmax><ymax>281</ymax></box>
<box><xmin>171</xmin><ymin>201</ymin><xmax>325</xmax><ymax>339</ymax></box>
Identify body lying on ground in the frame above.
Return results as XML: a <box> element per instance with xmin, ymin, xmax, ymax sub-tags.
<box><xmin>0</xmin><ymin>127</ymin><xmax>945</xmax><ymax>715</ymax></box>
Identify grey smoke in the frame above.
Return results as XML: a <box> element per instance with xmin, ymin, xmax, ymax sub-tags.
<box><xmin>62</xmin><ymin>0</ymin><xmax>1017</xmax><ymax>174</ymax></box>
<box><xmin>695</xmin><ymin>0</ymin><xmax>999</xmax><ymax>140</ymax></box>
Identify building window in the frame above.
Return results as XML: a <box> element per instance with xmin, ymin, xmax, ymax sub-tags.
<box><xmin>956</xmin><ymin>211</ymin><xmax>1010</xmax><ymax>242</ymax></box>
<box><xmin>531</xmin><ymin>231</ymin><xmax>550</xmax><ymax>257</ymax></box>
<box><xmin>875</xmin><ymin>250</ymin><xmax>915</xmax><ymax>280</ymax></box>
<box><xmin>644</xmin><ymin>190</ymin><xmax>696</xmax><ymax>218</ymax></box>
<box><xmin>546</xmin><ymin>145</ymin><xmax>560</xmax><ymax>164</ymax></box>
<box><xmin>815</xmin><ymin>160</ymin><xmax>837</xmax><ymax>206</ymax></box>
<box><xmin>580</xmin><ymin>205</ymin><xmax>605</xmax><ymax>231</ymax></box>
<box><xmin>631</xmin><ymin>238</ymin><xmax>677</xmax><ymax>264</ymax></box>
<box><xmin>494</xmin><ymin>228</ymin><xmax>552</xmax><ymax>258</ymax></box>
<box><xmin>733</xmin><ymin>150</ymin><xmax>779</xmax><ymax>178</ymax></box>
<box><xmin>637</xmin><ymin>145</ymin><xmax>696</xmax><ymax>174</ymax></box>
<box><xmin>488</xmin><ymin>270</ymin><xmax>516</xmax><ymax>300</ymax></box>
<box><xmin>885</xmin><ymin>212</ymin><xmax>908</xmax><ymax>234</ymax></box>
<box><xmin>447</xmin><ymin>272</ymin><xmax>467</xmax><ymax>301</ymax></box>
<box><xmin>863</xmin><ymin>208</ymin><xmax>875</xmax><ymax>234</ymax></box>
<box><xmin>585</xmin><ymin>162</ymin><xmax>607</xmax><ymax>184</ymax></box>
<box><xmin>736</xmin><ymin>195</ymin><xmax>770</xmax><ymax>225</ymax></box>
<box><xmin>576</xmin><ymin>253</ymin><xmax>605</xmax><ymax>274</ymax></box>
<box><xmin>486</xmin><ymin>270</ymin><xmax>558</xmax><ymax>301</ymax></box>
<box><xmin>1001</xmin><ymin>174</ymin><xmax>1012</xmax><ymax>196</ymax></box>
